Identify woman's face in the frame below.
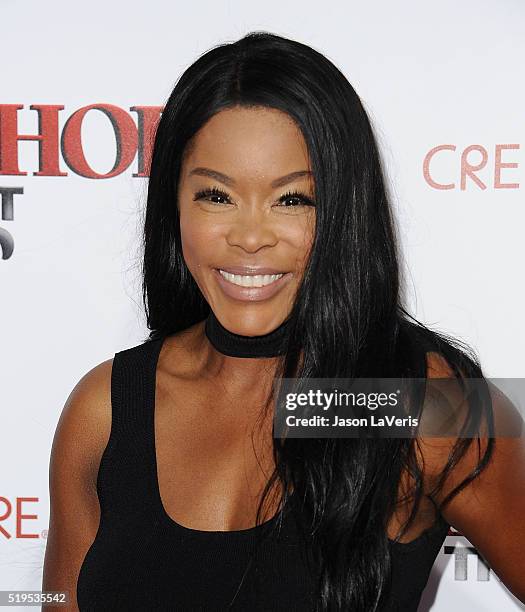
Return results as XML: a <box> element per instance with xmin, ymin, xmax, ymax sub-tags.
<box><xmin>177</xmin><ymin>105</ymin><xmax>316</xmax><ymax>336</ymax></box>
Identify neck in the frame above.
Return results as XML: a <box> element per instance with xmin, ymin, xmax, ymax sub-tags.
<box><xmin>204</xmin><ymin>309</ymin><xmax>291</xmax><ymax>359</ymax></box>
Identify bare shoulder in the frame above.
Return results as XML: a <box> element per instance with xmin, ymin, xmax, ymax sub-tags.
<box><xmin>42</xmin><ymin>357</ymin><xmax>114</xmax><ymax>608</ymax></box>
<box><xmin>418</xmin><ymin>351</ymin><xmax>524</xmax><ymax>490</ymax></box>
<box><xmin>417</xmin><ymin>351</ymin><xmax>525</xmax><ymax>603</ymax></box>
<box><xmin>53</xmin><ymin>358</ymin><xmax>114</xmax><ymax>488</ymax></box>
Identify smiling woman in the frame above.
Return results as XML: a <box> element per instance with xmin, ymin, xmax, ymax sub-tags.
<box><xmin>178</xmin><ymin>106</ymin><xmax>315</xmax><ymax>327</ymax></box>
<box><xmin>42</xmin><ymin>30</ymin><xmax>525</xmax><ymax>612</ymax></box>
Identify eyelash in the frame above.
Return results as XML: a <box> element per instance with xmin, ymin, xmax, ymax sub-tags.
<box><xmin>192</xmin><ymin>185</ymin><xmax>315</xmax><ymax>207</ymax></box>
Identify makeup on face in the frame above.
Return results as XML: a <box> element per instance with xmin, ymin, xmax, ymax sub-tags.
<box><xmin>177</xmin><ymin>106</ymin><xmax>316</xmax><ymax>335</ymax></box>
<box><xmin>212</xmin><ymin>267</ymin><xmax>294</xmax><ymax>302</ymax></box>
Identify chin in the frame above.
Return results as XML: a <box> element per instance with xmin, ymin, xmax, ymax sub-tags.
<box><xmin>215</xmin><ymin>309</ymin><xmax>286</xmax><ymax>336</ymax></box>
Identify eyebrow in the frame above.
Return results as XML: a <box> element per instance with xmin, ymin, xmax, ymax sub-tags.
<box><xmin>188</xmin><ymin>167</ymin><xmax>313</xmax><ymax>188</ymax></box>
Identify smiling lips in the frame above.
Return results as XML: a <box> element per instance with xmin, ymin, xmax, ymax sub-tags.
<box><xmin>213</xmin><ymin>267</ymin><xmax>292</xmax><ymax>301</ymax></box>
<box><xmin>218</xmin><ymin>269</ymin><xmax>284</xmax><ymax>288</ymax></box>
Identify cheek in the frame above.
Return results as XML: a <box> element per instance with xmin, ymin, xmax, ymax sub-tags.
<box><xmin>288</xmin><ymin>219</ymin><xmax>315</xmax><ymax>266</ymax></box>
<box><xmin>180</xmin><ymin>216</ymin><xmax>206</xmax><ymax>270</ymax></box>
<box><xmin>180</xmin><ymin>213</ymin><xmax>222</xmax><ymax>272</ymax></box>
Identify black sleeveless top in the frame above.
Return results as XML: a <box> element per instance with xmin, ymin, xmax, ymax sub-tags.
<box><xmin>76</xmin><ymin>324</ymin><xmax>450</xmax><ymax>611</ymax></box>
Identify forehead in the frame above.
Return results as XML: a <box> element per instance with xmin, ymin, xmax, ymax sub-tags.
<box><xmin>182</xmin><ymin>106</ymin><xmax>312</xmax><ymax>183</ymax></box>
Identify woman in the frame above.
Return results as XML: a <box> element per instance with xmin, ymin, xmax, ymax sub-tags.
<box><xmin>43</xmin><ymin>31</ymin><xmax>525</xmax><ymax>611</ymax></box>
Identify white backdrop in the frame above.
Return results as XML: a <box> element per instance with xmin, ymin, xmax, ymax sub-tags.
<box><xmin>1</xmin><ymin>0</ymin><xmax>524</xmax><ymax>610</ymax></box>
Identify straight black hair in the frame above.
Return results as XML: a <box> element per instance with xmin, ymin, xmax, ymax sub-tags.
<box><xmin>141</xmin><ymin>31</ymin><xmax>494</xmax><ymax>611</ymax></box>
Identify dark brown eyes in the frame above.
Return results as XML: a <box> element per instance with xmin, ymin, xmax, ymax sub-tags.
<box><xmin>193</xmin><ymin>186</ymin><xmax>315</xmax><ymax>207</ymax></box>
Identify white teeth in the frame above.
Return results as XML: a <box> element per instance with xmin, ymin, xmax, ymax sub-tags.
<box><xmin>218</xmin><ymin>270</ymin><xmax>284</xmax><ymax>287</ymax></box>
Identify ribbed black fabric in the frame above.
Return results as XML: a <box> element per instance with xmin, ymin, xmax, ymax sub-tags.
<box><xmin>204</xmin><ymin>309</ymin><xmax>291</xmax><ymax>357</ymax></box>
<box><xmin>76</xmin><ymin>330</ymin><xmax>451</xmax><ymax>611</ymax></box>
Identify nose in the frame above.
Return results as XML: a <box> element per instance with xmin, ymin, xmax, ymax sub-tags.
<box><xmin>225</xmin><ymin>205</ymin><xmax>278</xmax><ymax>253</ymax></box>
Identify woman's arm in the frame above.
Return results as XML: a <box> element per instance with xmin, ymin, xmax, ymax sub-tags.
<box><xmin>419</xmin><ymin>352</ymin><xmax>525</xmax><ymax>604</ymax></box>
<box><xmin>41</xmin><ymin>359</ymin><xmax>113</xmax><ymax>611</ymax></box>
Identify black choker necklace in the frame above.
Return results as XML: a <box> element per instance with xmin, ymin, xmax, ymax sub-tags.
<box><xmin>204</xmin><ymin>310</ymin><xmax>291</xmax><ymax>358</ymax></box>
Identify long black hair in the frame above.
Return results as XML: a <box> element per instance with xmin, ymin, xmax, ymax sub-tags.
<box><xmin>141</xmin><ymin>31</ymin><xmax>494</xmax><ymax>612</ymax></box>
